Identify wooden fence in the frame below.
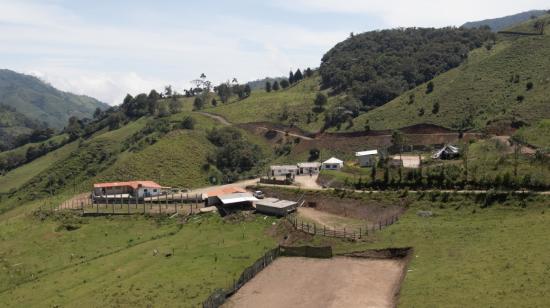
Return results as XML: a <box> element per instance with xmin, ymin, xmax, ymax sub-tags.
<box><xmin>286</xmin><ymin>214</ymin><xmax>399</xmax><ymax>241</ymax></box>
<box><xmin>202</xmin><ymin>245</ymin><xmax>333</xmax><ymax>308</ymax></box>
<box><xmin>57</xmin><ymin>193</ymin><xmax>205</xmax><ymax>216</ymax></box>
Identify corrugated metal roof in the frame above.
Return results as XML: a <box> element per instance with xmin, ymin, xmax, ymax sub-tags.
<box><xmin>256</xmin><ymin>198</ymin><xmax>297</xmax><ymax>208</ymax></box>
<box><xmin>270</xmin><ymin>165</ymin><xmax>299</xmax><ymax>170</ymax></box>
<box><xmin>206</xmin><ymin>186</ymin><xmax>247</xmax><ymax>197</ymax></box>
<box><xmin>218</xmin><ymin>193</ymin><xmax>258</xmax><ymax>205</ymax></box>
<box><xmin>355</xmin><ymin>150</ymin><xmax>378</xmax><ymax>157</ymax></box>
<box><xmin>297</xmin><ymin>162</ymin><xmax>321</xmax><ymax>168</ymax></box>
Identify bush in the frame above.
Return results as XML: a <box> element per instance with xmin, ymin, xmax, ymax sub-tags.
<box><xmin>526</xmin><ymin>82</ymin><xmax>534</xmax><ymax>91</ymax></box>
<box><xmin>179</xmin><ymin>116</ymin><xmax>195</xmax><ymax>130</ymax></box>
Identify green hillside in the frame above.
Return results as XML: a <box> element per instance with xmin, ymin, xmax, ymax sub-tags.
<box><xmin>0</xmin><ymin>104</ymin><xmax>46</xmax><ymax>150</ymax></box>
<box><xmin>348</xmin><ymin>15</ymin><xmax>550</xmax><ymax>132</ymax></box>
<box><xmin>205</xmin><ymin>75</ymin><xmax>343</xmax><ymax>133</ymax></box>
<box><xmin>0</xmin><ymin>69</ymin><xmax>109</xmax><ymax>130</ymax></box>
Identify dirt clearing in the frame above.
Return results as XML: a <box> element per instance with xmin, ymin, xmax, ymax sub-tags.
<box><xmin>223</xmin><ymin>256</ymin><xmax>405</xmax><ymax>308</ymax></box>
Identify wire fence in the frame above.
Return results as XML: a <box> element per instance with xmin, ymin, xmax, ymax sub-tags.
<box><xmin>57</xmin><ymin>193</ymin><xmax>205</xmax><ymax>216</ymax></box>
<box><xmin>286</xmin><ymin>214</ymin><xmax>399</xmax><ymax>241</ymax></box>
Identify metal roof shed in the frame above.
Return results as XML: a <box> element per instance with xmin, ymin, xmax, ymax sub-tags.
<box><xmin>256</xmin><ymin>198</ymin><xmax>298</xmax><ymax>216</ymax></box>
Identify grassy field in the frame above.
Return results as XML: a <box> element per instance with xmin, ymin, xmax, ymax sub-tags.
<box><xmin>348</xmin><ymin>16</ymin><xmax>550</xmax><ymax>132</ymax></box>
<box><xmin>0</xmin><ymin>200</ymin><xmax>278</xmax><ymax>307</ymax></box>
<box><xmin>205</xmin><ymin>75</ymin><xmax>343</xmax><ymax>133</ymax></box>
<box><xmin>514</xmin><ymin>119</ymin><xmax>550</xmax><ymax>149</ymax></box>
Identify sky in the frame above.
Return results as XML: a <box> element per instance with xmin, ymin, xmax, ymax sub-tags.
<box><xmin>1</xmin><ymin>0</ymin><xmax>548</xmax><ymax>105</ymax></box>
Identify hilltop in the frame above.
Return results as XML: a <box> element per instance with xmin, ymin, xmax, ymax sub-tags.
<box><xmin>0</xmin><ymin>69</ymin><xmax>108</xmax><ymax>132</ymax></box>
<box><xmin>463</xmin><ymin>9</ymin><xmax>548</xmax><ymax>31</ymax></box>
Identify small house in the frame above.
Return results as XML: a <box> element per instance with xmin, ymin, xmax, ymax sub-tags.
<box><xmin>355</xmin><ymin>150</ymin><xmax>378</xmax><ymax>167</ymax></box>
<box><xmin>270</xmin><ymin>165</ymin><xmax>299</xmax><ymax>177</ymax></box>
<box><xmin>297</xmin><ymin>162</ymin><xmax>321</xmax><ymax>175</ymax></box>
<box><xmin>432</xmin><ymin>144</ymin><xmax>460</xmax><ymax>159</ymax></box>
<box><xmin>322</xmin><ymin>157</ymin><xmax>344</xmax><ymax>170</ymax></box>
<box><xmin>93</xmin><ymin>181</ymin><xmax>162</xmax><ymax>198</ymax></box>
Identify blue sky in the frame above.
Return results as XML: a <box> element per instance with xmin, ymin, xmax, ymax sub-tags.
<box><xmin>1</xmin><ymin>0</ymin><xmax>548</xmax><ymax>104</ymax></box>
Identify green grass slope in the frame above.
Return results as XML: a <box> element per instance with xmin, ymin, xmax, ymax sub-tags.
<box><xmin>0</xmin><ymin>200</ymin><xmax>277</xmax><ymax>307</ymax></box>
<box><xmin>206</xmin><ymin>75</ymin><xmax>341</xmax><ymax>133</ymax></box>
<box><xmin>0</xmin><ymin>69</ymin><xmax>108</xmax><ymax>130</ymax></box>
<box><xmin>349</xmin><ymin>16</ymin><xmax>550</xmax><ymax>132</ymax></box>
<box><xmin>514</xmin><ymin>119</ymin><xmax>550</xmax><ymax>149</ymax></box>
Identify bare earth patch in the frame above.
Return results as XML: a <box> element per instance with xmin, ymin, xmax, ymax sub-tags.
<box><xmin>223</xmin><ymin>257</ymin><xmax>405</xmax><ymax>308</ymax></box>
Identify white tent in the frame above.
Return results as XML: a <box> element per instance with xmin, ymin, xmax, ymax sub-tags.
<box><xmin>322</xmin><ymin>157</ymin><xmax>344</xmax><ymax>170</ymax></box>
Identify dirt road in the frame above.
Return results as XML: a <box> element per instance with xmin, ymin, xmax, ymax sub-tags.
<box><xmin>223</xmin><ymin>257</ymin><xmax>405</xmax><ymax>308</ymax></box>
<box><xmin>196</xmin><ymin>111</ymin><xmax>231</xmax><ymax>126</ymax></box>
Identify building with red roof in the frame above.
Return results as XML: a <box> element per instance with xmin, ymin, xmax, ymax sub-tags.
<box><xmin>93</xmin><ymin>181</ymin><xmax>162</xmax><ymax>198</ymax></box>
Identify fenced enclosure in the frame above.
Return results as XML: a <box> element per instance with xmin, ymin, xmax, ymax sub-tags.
<box><xmin>202</xmin><ymin>245</ymin><xmax>333</xmax><ymax>308</ymax></box>
<box><xmin>57</xmin><ymin>193</ymin><xmax>206</xmax><ymax>216</ymax></box>
<box><xmin>286</xmin><ymin>214</ymin><xmax>399</xmax><ymax>241</ymax></box>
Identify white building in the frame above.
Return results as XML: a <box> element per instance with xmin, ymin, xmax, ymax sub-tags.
<box><xmin>93</xmin><ymin>181</ymin><xmax>162</xmax><ymax>198</ymax></box>
<box><xmin>355</xmin><ymin>150</ymin><xmax>378</xmax><ymax>167</ymax></box>
<box><xmin>297</xmin><ymin>162</ymin><xmax>321</xmax><ymax>175</ymax></box>
<box><xmin>322</xmin><ymin>157</ymin><xmax>344</xmax><ymax>170</ymax></box>
<box><xmin>270</xmin><ymin>165</ymin><xmax>299</xmax><ymax>177</ymax></box>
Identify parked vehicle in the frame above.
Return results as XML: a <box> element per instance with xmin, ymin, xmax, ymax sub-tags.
<box><xmin>253</xmin><ymin>190</ymin><xmax>265</xmax><ymax>199</ymax></box>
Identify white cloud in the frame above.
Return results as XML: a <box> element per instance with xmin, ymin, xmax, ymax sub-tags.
<box><xmin>274</xmin><ymin>0</ymin><xmax>550</xmax><ymax>27</ymax></box>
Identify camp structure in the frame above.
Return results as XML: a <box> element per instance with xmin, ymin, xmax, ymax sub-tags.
<box><xmin>432</xmin><ymin>144</ymin><xmax>460</xmax><ymax>159</ymax></box>
<box><xmin>255</xmin><ymin>198</ymin><xmax>298</xmax><ymax>216</ymax></box>
<box><xmin>321</xmin><ymin>157</ymin><xmax>344</xmax><ymax>170</ymax></box>
<box><xmin>355</xmin><ymin>150</ymin><xmax>378</xmax><ymax>167</ymax></box>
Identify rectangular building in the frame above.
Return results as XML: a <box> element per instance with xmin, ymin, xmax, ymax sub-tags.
<box><xmin>93</xmin><ymin>181</ymin><xmax>162</xmax><ymax>198</ymax></box>
<box><xmin>355</xmin><ymin>150</ymin><xmax>378</xmax><ymax>167</ymax></box>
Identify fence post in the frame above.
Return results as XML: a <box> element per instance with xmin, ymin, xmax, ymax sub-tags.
<box><xmin>323</xmin><ymin>225</ymin><xmax>326</xmax><ymax>236</ymax></box>
<box><xmin>359</xmin><ymin>228</ymin><xmax>362</xmax><ymax>239</ymax></box>
<box><xmin>314</xmin><ymin>223</ymin><xmax>316</xmax><ymax>235</ymax></box>
<box><xmin>344</xmin><ymin>227</ymin><xmax>346</xmax><ymax>238</ymax></box>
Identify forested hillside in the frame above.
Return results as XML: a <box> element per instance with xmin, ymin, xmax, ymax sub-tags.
<box><xmin>347</xmin><ymin>15</ymin><xmax>550</xmax><ymax>132</ymax></box>
<box><xmin>0</xmin><ymin>69</ymin><xmax>108</xmax><ymax>131</ymax></box>
<box><xmin>319</xmin><ymin>27</ymin><xmax>494</xmax><ymax>108</ymax></box>
<box><xmin>0</xmin><ymin>104</ymin><xmax>49</xmax><ymax>150</ymax></box>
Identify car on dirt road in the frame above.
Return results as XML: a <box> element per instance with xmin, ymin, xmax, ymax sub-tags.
<box><xmin>253</xmin><ymin>191</ymin><xmax>265</xmax><ymax>199</ymax></box>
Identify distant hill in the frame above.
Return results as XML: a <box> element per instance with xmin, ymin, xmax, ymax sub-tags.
<box><xmin>0</xmin><ymin>69</ymin><xmax>109</xmax><ymax>130</ymax></box>
<box><xmin>0</xmin><ymin>104</ymin><xmax>47</xmax><ymax>150</ymax></box>
<box><xmin>246</xmin><ymin>77</ymin><xmax>285</xmax><ymax>91</ymax></box>
<box><xmin>462</xmin><ymin>10</ymin><xmax>548</xmax><ymax>31</ymax></box>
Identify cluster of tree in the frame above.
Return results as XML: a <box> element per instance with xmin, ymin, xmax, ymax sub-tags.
<box><xmin>337</xmin><ymin>164</ymin><xmax>548</xmax><ymax>191</ymax></box>
<box><xmin>265</xmin><ymin>79</ymin><xmax>288</xmax><ymax>92</ymax></box>
<box><xmin>319</xmin><ymin>27</ymin><xmax>495</xmax><ymax>109</ymax></box>
<box><xmin>323</xmin><ymin>98</ymin><xmax>362</xmax><ymax>130</ymax></box>
<box><xmin>12</xmin><ymin>128</ymin><xmax>55</xmax><ymax>148</ymax></box>
<box><xmin>0</xmin><ymin>137</ymin><xmax>69</xmax><ymax>174</ymax></box>
<box><xmin>206</xmin><ymin>127</ymin><xmax>263</xmax><ymax>181</ymax></box>
<box><xmin>212</xmin><ymin>80</ymin><xmax>251</xmax><ymax>105</ymax></box>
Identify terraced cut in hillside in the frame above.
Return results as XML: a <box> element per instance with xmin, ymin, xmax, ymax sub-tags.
<box><xmin>349</xmin><ymin>16</ymin><xmax>550</xmax><ymax>132</ymax></box>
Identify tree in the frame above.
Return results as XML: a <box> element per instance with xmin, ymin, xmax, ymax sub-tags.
<box><xmin>289</xmin><ymin>70</ymin><xmax>295</xmax><ymax>84</ymax></box>
<box><xmin>179</xmin><ymin>116</ymin><xmax>195</xmax><ymax>129</ymax></box>
<box><xmin>280</xmin><ymin>79</ymin><xmax>290</xmax><ymax>89</ymax></box>
<box><xmin>211</xmin><ymin>98</ymin><xmax>218</xmax><ymax>107</ymax></box>
<box><xmin>164</xmin><ymin>85</ymin><xmax>173</xmax><ymax>97</ymax></box>
<box><xmin>314</xmin><ymin>93</ymin><xmax>328</xmax><ymax>111</ymax></box>
<box><xmin>193</xmin><ymin>97</ymin><xmax>204</xmax><ymax>110</ymax></box>
<box><xmin>93</xmin><ymin>107</ymin><xmax>103</xmax><ymax>119</ymax></box>
<box><xmin>526</xmin><ymin>82</ymin><xmax>534</xmax><ymax>91</ymax></box>
<box><xmin>265</xmin><ymin>81</ymin><xmax>272</xmax><ymax>92</ymax></box>
<box><xmin>169</xmin><ymin>98</ymin><xmax>181</xmax><ymax>114</ymax></box>
<box><xmin>243</xmin><ymin>84</ymin><xmax>251</xmax><ymax>98</ymax></box>
<box><xmin>216</xmin><ymin>82</ymin><xmax>232</xmax><ymax>103</ymax></box>
<box><xmin>305</xmin><ymin>67</ymin><xmax>313</xmax><ymax>78</ymax></box>
<box><xmin>432</xmin><ymin>102</ymin><xmax>440</xmax><ymax>114</ymax></box>
<box><xmin>308</xmin><ymin>148</ymin><xmax>320</xmax><ymax>161</ymax></box>
<box><xmin>391</xmin><ymin>130</ymin><xmax>404</xmax><ymax>161</ymax></box>
<box><xmin>294</xmin><ymin>69</ymin><xmax>303</xmax><ymax>82</ymax></box>
<box><xmin>426</xmin><ymin>81</ymin><xmax>434</xmax><ymax>94</ymax></box>
<box><xmin>272</xmin><ymin>81</ymin><xmax>280</xmax><ymax>91</ymax></box>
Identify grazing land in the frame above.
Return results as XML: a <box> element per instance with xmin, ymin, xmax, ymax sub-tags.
<box><xmin>224</xmin><ymin>257</ymin><xmax>405</xmax><ymax>308</ymax></box>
